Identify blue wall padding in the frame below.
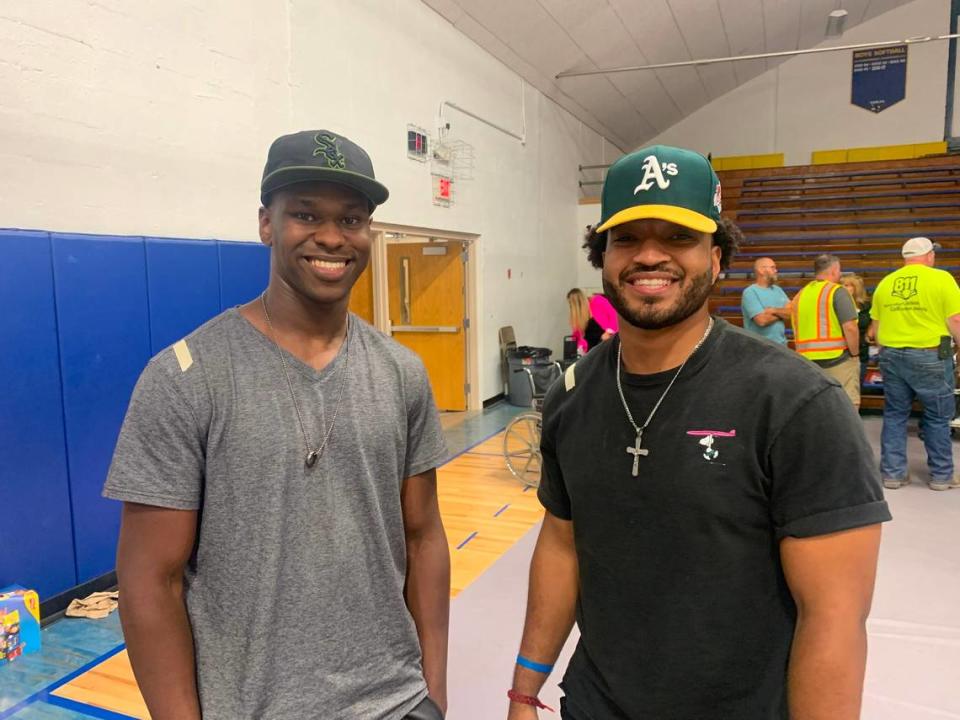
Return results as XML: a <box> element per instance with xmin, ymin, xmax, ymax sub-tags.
<box><xmin>2</xmin><ymin>231</ymin><xmax>268</xmax><ymax>600</ymax></box>
<box><xmin>0</xmin><ymin>230</ymin><xmax>77</xmax><ymax>599</ymax></box>
<box><xmin>52</xmin><ymin>233</ymin><xmax>152</xmax><ymax>583</ymax></box>
<box><xmin>146</xmin><ymin>238</ymin><xmax>221</xmax><ymax>354</ymax></box>
<box><xmin>218</xmin><ymin>240</ymin><xmax>270</xmax><ymax>310</ymax></box>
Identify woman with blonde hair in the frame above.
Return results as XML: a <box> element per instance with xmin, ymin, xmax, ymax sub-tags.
<box><xmin>842</xmin><ymin>273</ymin><xmax>871</xmax><ymax>389</ymax></box>
<box><xmin>567</xmin><ymin>288</ymin><xmax>604</xmax><ymax>354</ymax></box>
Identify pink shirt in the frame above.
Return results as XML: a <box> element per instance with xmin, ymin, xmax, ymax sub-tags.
<box><xmin>589</xmin><ymin>294</ymin><xmax>619</xmax><ymax>334</ymax></box>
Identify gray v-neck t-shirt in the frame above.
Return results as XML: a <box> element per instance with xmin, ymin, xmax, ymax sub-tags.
<box><xmin>104</xmin><ymin>309</ymin><xmax>448</xmax><ymax>719</ymax></box>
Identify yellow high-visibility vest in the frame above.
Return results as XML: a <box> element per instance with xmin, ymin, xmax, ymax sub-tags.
<box><xmin>792</xmin><ymin>280</ymin><xmax>847</xmax><ymax>361</ymax></box>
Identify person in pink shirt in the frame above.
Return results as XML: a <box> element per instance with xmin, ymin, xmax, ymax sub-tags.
<box><xmin>567</xmin><ymin>288</ymin><xmax>618</xmax><ymax>355</ymax></box>
<box><xmin>588</xmin><ymin>293</ymin><xmax>619</xmax><ymax>340</ymax></box>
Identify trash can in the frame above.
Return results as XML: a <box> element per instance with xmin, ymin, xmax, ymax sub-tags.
<box><xmin>506</xmin><ymin>346</ymin><xmax>559</xmax><ymax>407</ymax></box>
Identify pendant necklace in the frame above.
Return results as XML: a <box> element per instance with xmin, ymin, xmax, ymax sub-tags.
<box><xmin>260</xmin><ymin>293</ymin><xmax>350</xmax><ymax>469</ymax></box>
<box><xmin>616</xmin><ymin>317</ymin><xmax>714</xmax><ymax>477</ymax></box>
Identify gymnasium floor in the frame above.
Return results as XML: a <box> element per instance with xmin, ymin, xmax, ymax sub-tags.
<box><xmin>1</xmin><ymin>413</ymin><xmax>958</xmax><ymax>719</ymax></box>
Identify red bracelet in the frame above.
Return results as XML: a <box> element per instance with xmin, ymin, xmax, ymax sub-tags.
<box><xmin>507</xmin><ymin>689</ymin><xmax>555</xmax><ymax>712</ymax></box>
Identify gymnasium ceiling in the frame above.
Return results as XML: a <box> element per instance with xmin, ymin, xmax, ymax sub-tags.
<box><xmin>421</xmin><ymin>0</ymin><xmax>918</xmax><ymax>151</ymax></box>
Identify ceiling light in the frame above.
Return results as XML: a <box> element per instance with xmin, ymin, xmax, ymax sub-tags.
<box><xmin>826</xmin><ymin>9</ymin><xmax>848</xmax><ymax>37</ymax></box>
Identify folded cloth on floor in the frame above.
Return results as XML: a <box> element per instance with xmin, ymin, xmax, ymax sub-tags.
<box><xmin>65</xmin><ymin>591</ymin><xmax>119</xmax><ymax>619</ymax></box>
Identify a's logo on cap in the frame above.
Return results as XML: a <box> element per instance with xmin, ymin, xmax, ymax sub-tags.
<box><xmin>314</xmin><ymin>133</ymin><xmax>346</xmax><ymax>170</ymax></box>
<box><xmin>634</xmin><ymin>155</ymin><xmax>678</xmax><ymax>193</ymax></box>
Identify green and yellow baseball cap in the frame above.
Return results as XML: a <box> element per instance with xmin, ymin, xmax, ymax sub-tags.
<box><xmin>596</xmin><ymin>145</ymin><xmax>721</xmax><ymax>234</ymax></box>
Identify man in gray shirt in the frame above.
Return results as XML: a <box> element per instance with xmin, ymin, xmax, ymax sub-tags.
<box><xmin>104</xmin><ymin>130</ymin><xmax>450</xmax><ymax>720</ymax></box>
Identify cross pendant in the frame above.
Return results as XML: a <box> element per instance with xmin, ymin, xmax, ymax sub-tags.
<box><xmin>626</xmin><ymin>432</ymin><xmax>649</xmax><ymax>477</ymax></box>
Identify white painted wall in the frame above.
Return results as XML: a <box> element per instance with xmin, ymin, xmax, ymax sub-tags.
<box><xmin>0</xmin><ymin>2</ymin><xmax>292</xmax><ymax>238</ymax></box>
<box><xmin>0</xmin><ymin>0</ymin><xmax>618</xmax><ymax>401</ymax></box>
<box><xmin>646</xmin><ymin>0</ymin><xmax>952</xmax><ymax>164</ymax></box>
<box><xmin>575</xmin><ymin>202</ymin><xmax>602</xmax><ymax>293</ymax></box>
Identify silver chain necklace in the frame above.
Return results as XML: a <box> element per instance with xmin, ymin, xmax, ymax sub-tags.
<box><xmin>616</xmin><ymin>316</ymin><xmax>714</xmax><ymax>477</ymax></box>
<box><xmin>260</xmin><ymin>293</ymin><xmax>350</xmax><ymax>469</ymax></box>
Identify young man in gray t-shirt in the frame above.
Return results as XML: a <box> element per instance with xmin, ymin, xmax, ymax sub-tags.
<box><xmin>104</xmin><ymin>130</ymin><xmax>450</xmax><ymax>720</ymax></box>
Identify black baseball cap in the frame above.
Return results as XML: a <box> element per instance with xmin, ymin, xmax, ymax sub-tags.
<box><xmin>260</xmin><ymin>130</ymin><xmax>390</xmax><ymax>207</ymax></box>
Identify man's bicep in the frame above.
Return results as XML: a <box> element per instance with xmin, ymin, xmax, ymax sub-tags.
<box><xmin>781</xmin><ymin>524</ymin><xmax>881</xmax><ymax>616</ymax></box>
<box><xmin>539</xmin><ymin>509</ymin><xmax>575</xmax><ymax>552</ymax></box>
<box><xmin>117</xmin><ymin>503</ymin><xmax>198</xmax><ymax>582</ymax></box>
<box><xmin>401</xmin><ymin>468</ymin><xmax>442</xmax><ymax>537</ymax></box>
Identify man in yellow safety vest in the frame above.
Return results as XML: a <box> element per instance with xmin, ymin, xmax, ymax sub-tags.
<box><xmin>792</xmin><ymin>254</ymin><xmax>861</xmax><ymax>407</ymax></box>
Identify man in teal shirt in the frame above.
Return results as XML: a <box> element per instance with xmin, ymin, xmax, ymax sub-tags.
<box><xmin>741</xmin><ymin>257</ymin><xmax>791</xmax><ymax>344</ymax></box>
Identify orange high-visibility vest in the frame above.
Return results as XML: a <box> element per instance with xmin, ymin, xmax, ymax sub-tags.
<box><xmin>792</xmin><ymin>280</ymin><xmax>847</xmax><ymax>361</ymax></box>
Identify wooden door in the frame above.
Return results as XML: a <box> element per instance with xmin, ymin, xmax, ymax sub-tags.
<box><xmin>387</xmin><ymin>241</ymin><xmax>466</xmax><ymax>411</ymax></box>
<box><xmin>348</xmin><ymin>262</ymin><xmax>374</xmax><ymax>324</ymax></box>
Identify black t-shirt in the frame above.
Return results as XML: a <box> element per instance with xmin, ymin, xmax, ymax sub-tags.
<box><xmin>538</xmin><ymin>318</ymin><xmax>890</xmax><ymax>720</ymax></box>
<box><xmin>584</xmin><ymin>318</ymin><xmax>604</xmax><ymax>350</ymax></box>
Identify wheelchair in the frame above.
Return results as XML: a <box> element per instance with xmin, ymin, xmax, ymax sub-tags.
<box><xmin>503</xmin><ymin>401</ymin><xmax>545</xmax><ymax>488</ymax></box>
<box><xmin>498</xmin><ymin>327</ymin><xmax>568</xmax><ymax>488</ymax></box>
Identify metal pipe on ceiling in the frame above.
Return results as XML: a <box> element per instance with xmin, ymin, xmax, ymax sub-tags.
<box><xmin>439</xmin><ymin>80</ymin><xmax>527</xmax><ymax>144</ymax></box>
<box><xmin>556</xmin><ymin>33</ymin><xmax>960</xmax><ymax>79</ymax></box>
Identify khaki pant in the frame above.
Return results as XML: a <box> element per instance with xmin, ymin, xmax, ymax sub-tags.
<box><xmin>821</xmin><ymin>355</ymin><xmax>861</xmax><ymax>406</ymax></box>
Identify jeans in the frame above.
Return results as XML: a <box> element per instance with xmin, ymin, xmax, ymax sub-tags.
<box><xmin>879</xmin><ymin>348</ymin><xmax>956</xmax><ymax>482</ymax></box>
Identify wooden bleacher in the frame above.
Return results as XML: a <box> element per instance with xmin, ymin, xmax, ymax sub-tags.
<box><xmin>716</xmin><ymin>154</ymin><xmax>960</xmax><ymax>412</ymax></box>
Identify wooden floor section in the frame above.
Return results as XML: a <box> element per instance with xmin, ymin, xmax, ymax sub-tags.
<box><xmin>51</xmin><ymin>429</ymin><xmax>543</xmax><ymax>718</ymax></box>
<box><xmin>52</xmin><ymin>649</ymin><xmax>149</xmax><ymax>718</ymax></box>
<box><xmin>440</xmin><ymin>431</ymin><xmax>543</xmax><ymax>596</ymax></box>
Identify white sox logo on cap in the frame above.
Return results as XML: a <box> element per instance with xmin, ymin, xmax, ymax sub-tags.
<box><xmin>634</xmin><ymin>155</ymin><xmax>679</xmax><ymax>193</ymax></box>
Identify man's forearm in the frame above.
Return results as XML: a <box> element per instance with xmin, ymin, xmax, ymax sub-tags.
<box><xmin>511</xmin><ymin>520</ymin><xmax>578</xmax><ymax>698</ymax></box>
<box><xmin>405</xmin><ymin>527</ymin><xmax>451</xmax><ymax>712</ymax></box>
<box><xmin>946</xmin><ymin>317</ymin><xmax>960</xmax><ymax>349</ymax></box>
<box><xmin>788</xmin><ymin>615</ymin><xmax>868</xmax><ymax>720</ymax></box>
<box><xmin>771</xmin><ymin>306</ymin><xmax>792</xmax><ymax>321</ymax></box>
<box><xmin>751</xmin><ymin>311</ymin><xmax>776</xmax><ymax>327</ymax></box>
<box><xmin>119</xmin><ymin>580</ymin><xmax>201</xmax><ymax>720</ymax></box>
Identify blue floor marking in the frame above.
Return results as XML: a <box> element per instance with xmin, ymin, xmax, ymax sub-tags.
<box><xmin>44</xmin><ymin>695</ymin><xmax>139</xmax><ymax>720</ymax></box>
<box><xmin>493</xmin><ymin>504</ymin><xmax>510</xmax><ymax>517</ymax></box>
<box><xmin>0</xmin><ymin>644</ymin><xmax>126</xmax><ymax>720</ymax></box>
<box><xmin>456</xmin><ymin>531</ymin><xmax>479</xmax><ymax>550</ymax></box>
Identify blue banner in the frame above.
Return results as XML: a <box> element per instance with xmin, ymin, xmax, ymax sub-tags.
<box><xmin>851</xmin><ymin>45</ymin><xmax>907</xmax><ymax>113</ymax></box>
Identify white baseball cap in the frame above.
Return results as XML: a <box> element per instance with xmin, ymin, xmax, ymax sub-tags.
<box><xmin>901</xmin><ymin>236</ymin><xmax>941</xmax><ymax>258</ymax></box>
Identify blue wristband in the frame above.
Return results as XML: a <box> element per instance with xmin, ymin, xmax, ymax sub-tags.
<box><xmin>516</xmin><ymin>654</ymin><xmax>554</xmax><ymax>674</ymax></box>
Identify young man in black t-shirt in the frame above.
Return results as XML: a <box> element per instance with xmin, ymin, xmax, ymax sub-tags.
<box><xmin>506</xmin><ymin>145</ymin><xmax>890</xmax><ymax>720</ymax></box>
